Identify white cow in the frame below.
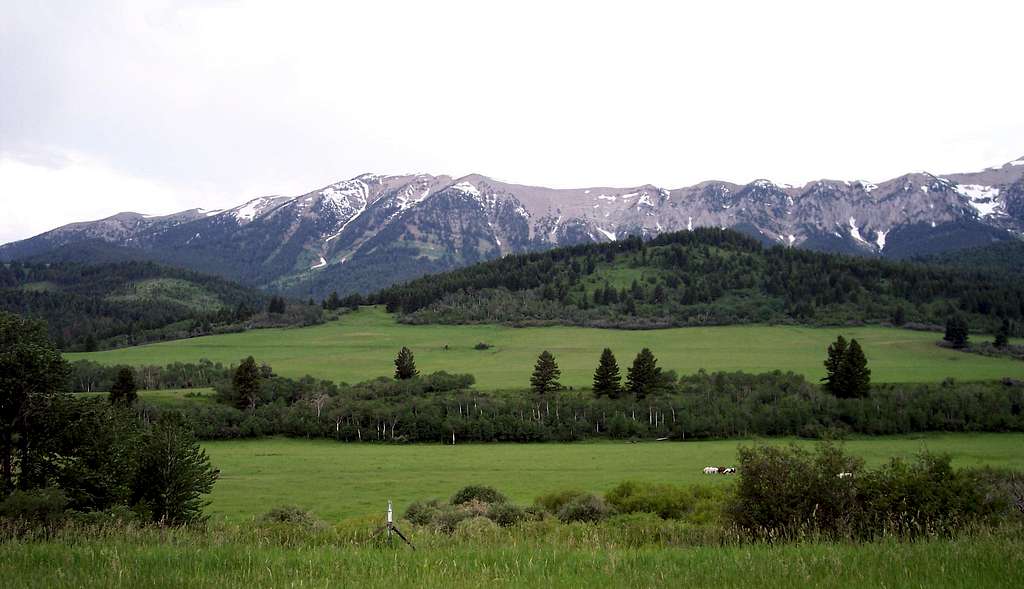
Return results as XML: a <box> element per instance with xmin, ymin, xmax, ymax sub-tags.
<box><xmin>703</xmin><ymin>466</ymin><xmax>720</xmax><ymax>474</ymax></box>
<box><xmin>836</xmin><ymin>472</ymin><xmax>853</xmax><ymax>479</ymax></box>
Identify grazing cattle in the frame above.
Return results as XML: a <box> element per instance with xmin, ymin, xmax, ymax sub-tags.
<box><xmin>836</xmin><ymin>472</ymin><xmax>853</xmax><ymax>479</ymax></box>
<box><xmin>703</xmin><ymin>466</ymin><xmax>719</xmax><ymax>475</ymax></box>
<box><xmin>722</xmin><ymin>467</ymin><xmax>737</xmax><ymax>474</ymax></box>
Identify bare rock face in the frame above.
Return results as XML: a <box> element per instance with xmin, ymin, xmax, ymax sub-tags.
<box><xmin>3</xmin><ymin>157</ymin><xmax>1023</xmax><ymax>297</ymax></box>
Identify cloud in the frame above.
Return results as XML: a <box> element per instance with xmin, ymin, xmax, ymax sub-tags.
<box><xmin>0</xmin><ymin>152</ymin><xmax>225</xmax><ymax>243</ymax></box>
<box><xmin>1</xmin><ymin>0</ymin><xmax>1022</xmax><ymax>243</ymax></box>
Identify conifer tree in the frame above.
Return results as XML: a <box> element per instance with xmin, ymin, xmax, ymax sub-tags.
<box><xmin>530</xmin><ymin>351</ymin><xmax>561</xmax><ymax>396</ymax></box>
<box><xmin>626</xmin><ymin>348</ymin><xmax>661</xmax><ymax>400</ymax></box>
<box><xmin>394</xmin><ymin>347</ymin><xmax>419</xmax><ymax>380</ymax></box>
<box><xmin>838</xmin><ymin>338</ymin><xmax>871</xmax><ymax>398</ymax></box>
<box><xmin>821</xmin><ymin>335</ymin><xmax>848</xmax><ymax>395</ymax></box>
<box><xmin>592</xmin><ymin>348</ymin><xmax>622</xmax><ymax>398</ymax></box>
<box><xmin>892</xmin><ymin>305</ymin><xmax>906</xmax><ymax>326</ymax></box>
<box><xmin>109</xmin><ymin>367</ymin><xmax>138</xmax><ymax>406</ymax></box>
<box><xmin>994</xmin><ymin>319</ymin><xmax>1010</xmax><ymax>349</ymax></box>
<box><xmin>944</xmin><ymin>315</ymin><xmax>969</xmax><ymax>349</ymax></box>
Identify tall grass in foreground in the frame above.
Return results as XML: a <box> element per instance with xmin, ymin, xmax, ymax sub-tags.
<box><xmin>2</xmin><ymin>520</ymin><xmax>1023</xmax><ymax>588</ymax></box>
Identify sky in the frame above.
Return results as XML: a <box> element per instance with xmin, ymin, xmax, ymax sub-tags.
<box><xmin>2</xmin><ymin>0</ymin><xmax>1023</xmax><ymax>244</ymax></box>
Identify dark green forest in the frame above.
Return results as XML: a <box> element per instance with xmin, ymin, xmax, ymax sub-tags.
<box><xmin>353</xmin><ymin>228</ymin><xmax>1024</xmax><ymax>333</ymax></box>
<box><xmin>0</xmin><ymin>261</ymin><xmax>320</xmax><ymax>351</ymax></box>
<box><xmin>916</xmin><ymin>239</ymin><xmax>1024</xmax><ymax>277</ymax></box>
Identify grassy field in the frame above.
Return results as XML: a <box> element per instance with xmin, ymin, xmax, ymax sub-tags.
<box><xmin>202</xmin><ymin>434</ymin><xmax>1024</xmax><ymax>522</ymax></box>
<box><xmin>66</xmin><ymin>306</ymin><xmax>1024</xmax><ymax>389</ymax></box>
<box><xmin>3</xmin><ymin>525</ymin><xmax>1022</xmax><ymax>588</ymax></box>
<box><xmin>76</xmin><ymin>388</ymin><xmax>217</xmax><ymax>407</ymax></box>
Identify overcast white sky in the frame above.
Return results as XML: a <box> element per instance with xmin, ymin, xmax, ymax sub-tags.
<box><xmin>2</xmin><ymin>0</ymin><xmax>1022</xmax><ymax>244</ymax></box>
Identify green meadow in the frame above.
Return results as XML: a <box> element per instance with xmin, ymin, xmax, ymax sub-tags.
<box><xmin>67</xmin><ymin>306</ymin><xmax>1024</xmax><ymax>389</ymax></box>
<box><xmin>4</xmin><ymin>525</ymin><xmax>1022</xmax><ymax>589</ymax></box>
<box><xmin>201</xmin><ymin>434</ymin><xmax>1024</xmax><ymax>522</ymax></box>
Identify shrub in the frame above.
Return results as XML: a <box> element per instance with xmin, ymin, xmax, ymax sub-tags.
<box><xmin>534</xmin><ymin>489</ymin><xmax>589</xmax><ymax>514</ymax></box>
<box><xmin>857</xmin><ymin>453</ymin><xmax>993</xmax><ymax>535</ymax></box>
<box><xmin>556</xmin><ymin>493</ymin><xmax>613</xmax><ymax>523</ymax></box>
<box><xmin>728</xmin><ymin>442</ymin><xmax>862</xmax><ymax>536</ymax></box>
<box><xmin>404</xmin><ymin>499</ymin><xmax>444</xmax><ymax>526</ymax></box>
<box><xmin>451</xmin><ymin>485</ymin><xmax>506</xmax><ymax>505</ymax></box>
<box><xmin>259</xmin><ymin>505</ymin><xmax>321</xmax><ymax>527</ymax></box>
<box><xmin>433</xmin><ymin>505</ymin><xmax>473</xmax><ymax>534</ymax></box>
<box><xmin>605</xmin><ymin>481</ymin><xmax>693</xmax><ymax>519</ymax></box>
<box><xmin>487</xmin><ymin>502</ymin><xmax>528</xmax><ymax>527</ymax></box>
<box><xmin>728</xmin><ymin>442</ymin><xmax>1004</xmax><ymax>539</ymax></box>
<box><xmin>0</xmin><ymin>488</ymin><xmax>68</xmax><ymax>526</ymax></box>
<box><xmin>454</xmin><ymin>516</ymin><xmax>501</xmax><ymax>540</ymax></box>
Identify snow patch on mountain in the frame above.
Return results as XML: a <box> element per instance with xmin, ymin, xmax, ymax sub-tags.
<box><xmin>875</xmin><ymin>229</ymin><xmax>888</xmax><ymax>251</ymax></box>
<box><xmin>849</xmin><ymin>217</ymin><xmax>866</xmax><ymax>244</ymax></box>
<box><xmin>452</xmin><ymin>182</ymin><xmax>481</xmax><ymax>197</ymax></box>
<box><xmin>311</xmin><ymin>256</ymin><xmax>327</xmax><ymax>270</ymax></box>
<box><xmin>596</xmin><ymin>227</ymin><xmax>616</xmax><ymax>241</ymax></box>
<box><xmin>956</xmin><ymin>184</ymin><xmax>1001</xmax><ymax>217</ymax></box>
<box><xmin>231</xmin><ymin>197</ymin><xmax>282</xmax><ymax>222</ymax></box>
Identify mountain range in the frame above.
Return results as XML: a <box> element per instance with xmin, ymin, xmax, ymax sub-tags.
<box><xmin>3</xmin><ymin>156</ymin><xmax>1023</xmax><ymax>298</ymax></box>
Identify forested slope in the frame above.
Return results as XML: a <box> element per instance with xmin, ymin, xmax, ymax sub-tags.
<box><xmin>0</xmin><ymin>261</ymin><xmax>269</xmax><ymax>350</ymax></box>
<box><xmin>359</xmin><ymin>228</ymin><xmax>1024</xmax><ymax>333</ymax></box>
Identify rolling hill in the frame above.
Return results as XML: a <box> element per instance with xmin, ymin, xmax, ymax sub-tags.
<box><xmin>365</xmin><ymin>228</ymin><xmax>1024</xmax><ymax>335</ymax></box>
<box><xmin>0</xmin><ymin>260</ymin><xmax>269</xmax><ymax>350</ymax></box>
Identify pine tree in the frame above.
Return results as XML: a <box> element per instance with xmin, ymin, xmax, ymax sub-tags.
<box><xmin>592</xmin><ymin>348</ymin><xmax>622</xmax><ymax>398</ymax></box>
<box><xmin>232</xmin><ymin>356</ymin><xmax>261</xmax><ymax>411</ymax></box>
<box><xmin>394</xmin><ymin>347</ymin><xmax>419</xmax><ymax>380</ymax></box>
<box><xmin>530</xmin><ymin>351</ymin><xmax>561</xmax><ymax>396</ymax></box>
<box><xmin>944</xmin><ymin>316</ymin><xmax>969</xmax><ymax>349</ymax></box>
<box><xmin>994</xmin><ymin>319</ymin><xmax>1010</xmax><ymax>349</ymax></box>
<box><xmin>821</xmin><ymin>335</ymin><xmax>848</xmax><ymax>395</ymax></box>
<box><xmin>626</xmin><ymin>348</ymin><xmax>661</xmax><ymax>400</ymax></box>
<box><xmin>838</xmin><ymin>339</ymin><xmax>871</xmax><ymax>398</ymax></box>
<box><xmin>892</xmin><ymin>305</ymin><xmax>906</xmax><ymax>326</ymax></box>
<box><xmin>109</xmin><ymin>367</ymin><xmax>138</xmax><ymax>406</ymax></box>
<box><xmin>268</xmin><ymin>296</ymin><xmax>286</xmax><ymax>314</ymax></box>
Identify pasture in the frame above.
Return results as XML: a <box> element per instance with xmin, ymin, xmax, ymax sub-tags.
<box><xmin>3</xmin><ymin>525</ymin><xmax>1022</xmax><ymax>588</ymax></box>
<box><xmin>67</xmin><ymin>306</ymin><xmax>1024</xmax><ymax>389</ymax></box>
<box><xmin>202</xmin><ymin>434</ymin><xmax>1024</xmax><ymax>521</ymax></box>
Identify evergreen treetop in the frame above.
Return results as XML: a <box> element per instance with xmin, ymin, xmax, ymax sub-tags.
<box><xmin>530</xmin><ymin>350</ymin><xmax>562</xmax><ymax>396</ymax></box>
<box><xmin>592</xmin><ymin>348</ymin><xmax>622</xmax><ymax>399</ymax></box>
<box><xmin>394</xmin><ymin>347</ymin><xmax>419</xmax><ymax>380</ymax></box>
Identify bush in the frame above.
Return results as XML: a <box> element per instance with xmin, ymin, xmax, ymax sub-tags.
<box><xmin>259</xmin><ymin>505</ymin><xmax>322</xmax><ymax>527</ymax></box>
<box><xmin>451</xmin><ymin>485</ymin><xmax>506</xmax><ymax>506</ymax></box>
<box><xmin>403</xmin><ymin>499</ymin><xmax>444</xmax><ymax>526</ymax></box>
<box><xmin>534</xmin><ymin>489</ymin><xmax>589</xmax><ymax>514</ymax></box>
<box><xmin>857</xmin><ymin>453</ymin><xmax>993</xmax><ymax>535</ymax></box>
<box><xmin>487</xmin><ymin>502</ymin><xmax>528</xmax><ymax>527</ymax></box>
<box><xmin>728</xmin><ymin>442</ymin><xmax>861</xmax><ymax>536</ymax></box>
<box><xmin>605</xmin><ymin>481</ymin><xmax>694</xmax><ymax>520</ymax></box>
<box><xmin>454</xmin><ymin>516</ymin><xmax>501</xmax><ymax>540</ymax></box>
<box><xmin>433</xmin><ymin>505</ymin><xmax>473</xmax><ymax>534</ymax></box>
<box><xmin>728</xmin><ymin>442</ymin><xmax>1005</xmax><ymax>539</ymax></box>
<box><xmin>556</xmin><ymin>493</ymin><xmax>613</xmax><ymax>523</ymax></box>
<box><xmin>0</xmin><ymin>488</ymin><xmax>68</xmax><ymax>526</ymax></box>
